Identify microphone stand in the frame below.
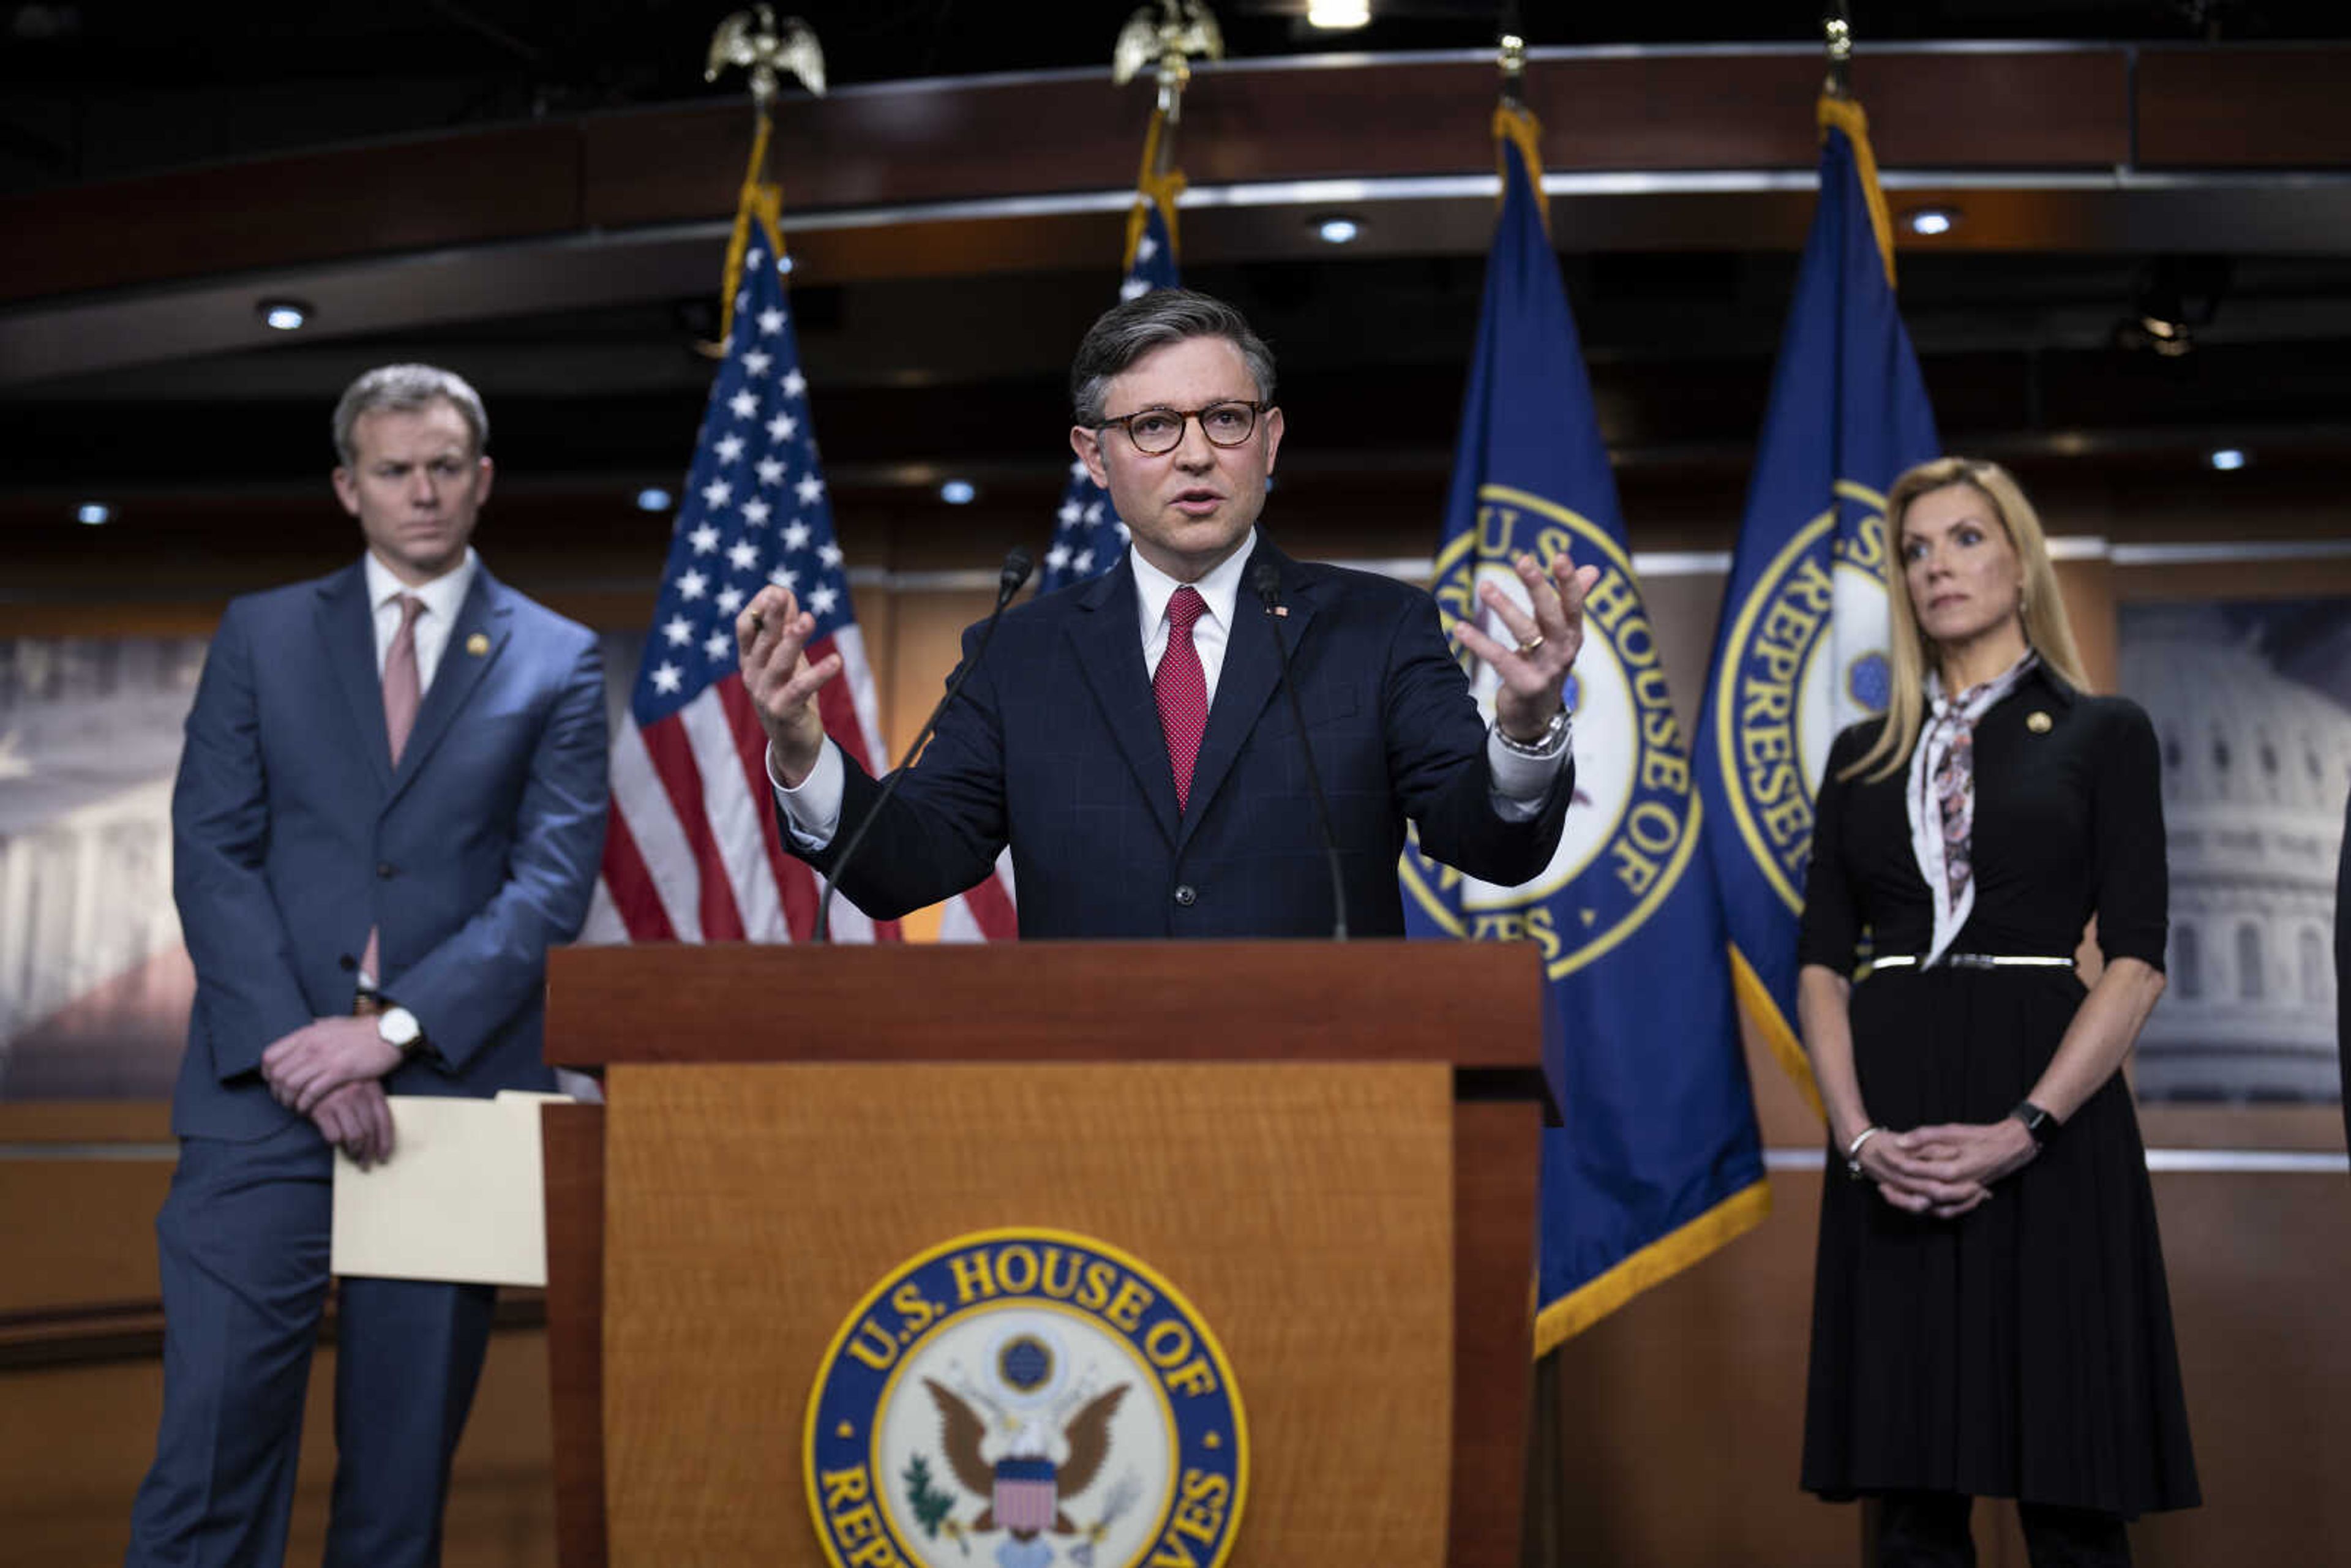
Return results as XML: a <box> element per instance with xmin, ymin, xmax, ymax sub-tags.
<box><xmin>1251</xmin><ymin>561</ymin><xmax>1348</xmax><ymax>940</ymax></box>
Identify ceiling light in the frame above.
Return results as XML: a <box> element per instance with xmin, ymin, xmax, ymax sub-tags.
<box><xmin>2208</xmin><ymin>448</ymin><xmax>2247</xmax><ymax>471</ymax></box>
<box><xmin>77</xmin><ymin>502</ymin><xmax>111</xmax><ymax>525</ymax></box>
<box><xmin>1307</xmin><ymin>0</ymin><xmax>1370</xmax><ymax>29</ymax></box>
<box><xmin>1314</xmin><ymin>216</ymin><xmax>1362</xmax><ymax>246</ymax></box>
<box><xmin>636</xmin><ymin>487</ymin><xmax>674</xmax><ymax>512</ymax></box>
<box><xmin>257</xmin><ymin>299</ymin><xmax>312</xmax><ymax>331</ymax></box>
<box><xmin>1905</xmin><ymin>206</ymin><xmax>1958</xmax><ymax>237</ymax></box>
<box><xmin>939</xmin><ymin>480</ymin><xmax>978</xmax><ymax>506</ymax></box>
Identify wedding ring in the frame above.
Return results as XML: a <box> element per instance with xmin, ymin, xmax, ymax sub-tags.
<box><xmin>1517</xmin><ymin>634</ymin><xmax>1545</xmax><ymax>656</ymax></box>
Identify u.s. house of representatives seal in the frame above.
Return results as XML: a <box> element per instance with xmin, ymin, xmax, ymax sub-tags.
<box><xmin>1403</xmin><ymin>483</ymin><xmax>1703</xmax><ymax>979</ymax></box>
<box><xmin>1707</xmin><ymin>480</ymin><xmax>1894</xmax><ymax>913</ymax></box>
<box><xmin>805</xmin><ymin>1229</ymin><xmax>1247</xmax><ymax>1568</ymax></box>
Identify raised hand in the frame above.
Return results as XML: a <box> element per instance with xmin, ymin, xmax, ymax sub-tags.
<box><xmin>1452</xmin><ymin>549</ymin><xmax>1603</xmax><ymax>743</ymax></box>
<box><xmin>737</xmin><ymin>583</ymin><xmax>843</xmax><ymax>786</ymax></box>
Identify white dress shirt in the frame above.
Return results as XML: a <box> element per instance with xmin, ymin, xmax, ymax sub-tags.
<box><xmin>362</xmin><ymin>546</ymin><xmax>479</xmax><ymax>698</ymax></box>
<box><xmin>769</xmin><ymin>531</ymin><xmax>1567</xmax><ymax>847</ymax></box>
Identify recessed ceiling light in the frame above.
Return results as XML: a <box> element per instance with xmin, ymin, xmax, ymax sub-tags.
<box><xmin>1905</xmin><ymin>207</ymin><xmax>1958</xmax><ymax>237</ymax></box>
<box><xmin>1307</xmin><ymin>0</ymin><xmax>1370</xmax><ymax>27</ymax></box>
<box><xmin>257</xmin><ymin>299</ymin><xmax>312</xmax><ymax>331</ymax></box>
<box><xmin>2208</xmin><ymin>448</ymin><xmax>2248</xmax><ymax>471</ymax></box>
<box><xmin>939</xmin><ymin>480</ymin><xmax>978</xmax><ymax>506</ymax></box>
<box><xmin>636</xmin><ymin>487</ymin><xmax>674</xmax><ymax>512</ymax></box>
<box><xmin>1314</xmin><ymin>216</ymin><xmax>1362</xmax><ymax>246</ymax></box>
<box><xmin>77</xmin><ymin>502</ymin><xmax>112</xmax><ymax>525</ymax></box>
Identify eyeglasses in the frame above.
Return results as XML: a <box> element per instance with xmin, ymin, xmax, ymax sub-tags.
<box><xmin>1093</xmin><ymin>400</ymin><xmax>1267</xmax><ymax>456</ymax></box>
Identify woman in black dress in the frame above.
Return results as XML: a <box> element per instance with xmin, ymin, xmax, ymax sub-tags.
<box><xmin>1799</xmin><ymin>457</ymin><xmax>2199</xmax><ymax>1565</ymax></box>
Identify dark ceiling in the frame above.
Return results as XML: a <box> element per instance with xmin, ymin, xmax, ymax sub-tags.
<box><xmin>4</xmin><ymin>1</ymin><xmax>2345</xmax><ymax>197</ymax></box>
<box><xmin>4</xmin><ymin>1</ymin><xmax>2350</xmax><ymax>576</ymax></box>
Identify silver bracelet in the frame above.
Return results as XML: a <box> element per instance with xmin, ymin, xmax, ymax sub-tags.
<box><xmin>1843</xmin><ymin>1124</ymin><xmax>1884</xmax><ymax>1181</ymax></box>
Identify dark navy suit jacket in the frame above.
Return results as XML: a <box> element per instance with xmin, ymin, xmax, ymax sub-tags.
<box><xmin>801</xmin><ymin>540</ymin><xmax>1573</xmax><ymax>937</ymax></box>
<box><xmin>169</xmin><ymin>559</ymin><xmax>609</xmax><ymax>1141</ymax></box>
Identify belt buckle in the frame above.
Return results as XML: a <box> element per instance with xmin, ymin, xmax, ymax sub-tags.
<box><xmin>1946</xmin><ymin>953</ymin><xmax>1997</xmax><ymax>970</ymax></box>
<box><xmin>353</xmin><ymin>991</ymin><xmax>385</xmax><ymax>1017</ymax></box>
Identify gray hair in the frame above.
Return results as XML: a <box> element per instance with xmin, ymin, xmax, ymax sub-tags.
<box><xmin>1070</xmin><ymin>289</ymin><xmax>1277</xmax><ymax>426</ymax></box>
<box><xmin>332</xmin><ymin>364</ymin><xmax>489</xmax><ymax>467</ymax></box>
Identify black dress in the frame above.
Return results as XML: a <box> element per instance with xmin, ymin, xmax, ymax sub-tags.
<box><xmin>1799</xmin><ymin>664</ymin><xmax>2200</xmax><ymax>1518</ymax></box>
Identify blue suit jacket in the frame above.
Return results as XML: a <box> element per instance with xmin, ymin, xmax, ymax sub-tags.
<box><xmin>169</xmin><ymin>559</ymin><xmax>609</xmax><ymax>1141</ymax></box>
<box><xmin>803</xmin><ymin>539</ymin><xmax>1572</xmax><ymax>937</ymax></box>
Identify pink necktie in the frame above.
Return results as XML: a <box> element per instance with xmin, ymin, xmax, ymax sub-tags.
<box><xmin>1155</xmin><ymin>586</ymin><xmax>1209</xmax><ymax>812</ymax></box>
<box><xmin>383</xmin><ymin>593</ymin><xmax>425</xmax><ymax>766</ymax></box>
<box><xmin>362</xmin><ymin>594</ymin><xmax>426</xmax><ymax>987</ymax></box>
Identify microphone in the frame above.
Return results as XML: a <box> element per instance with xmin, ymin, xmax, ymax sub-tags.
<box><xmin>816</xmin><ymin>546</ymin><xmax>1033</xmax><ymax>941</ymax></box>
<box><xmin>1250</xmin><ymin>561</ymin><xmax>1348</xmax><ymax>941</ymax></box>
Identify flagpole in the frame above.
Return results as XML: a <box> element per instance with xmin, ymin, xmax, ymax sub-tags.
<box><xmin>1112</xmin><ymin>1</ymin><xmax>1220</xmax><ymax>274</ymax></box>
<box><xmin>702</xmin><ymin>6</ymin><xmax>827</xmax><ymax>347</ymax></box>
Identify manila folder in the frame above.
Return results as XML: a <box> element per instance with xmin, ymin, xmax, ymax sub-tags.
<box><xmin>331</xmin><ymin>1091</ymin><xmax>566</xmax><ymax>1288</ymax></box>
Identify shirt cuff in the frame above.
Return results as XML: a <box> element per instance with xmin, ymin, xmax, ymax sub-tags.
<box><xmin>768</xmin><ymin>738</ymin><xmax>845</xmax><ymax>851</ymax></box>
<box><xmin>1486</xmin><ymin>715</ymin><xmax>1571</xmax><ymax>819</ymax></box>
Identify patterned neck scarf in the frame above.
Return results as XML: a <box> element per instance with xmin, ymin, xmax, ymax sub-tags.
<box><xmin>1905</xmin><ymin>649</ymin><xmax>2039</xmax><ymax>967</ymax></box>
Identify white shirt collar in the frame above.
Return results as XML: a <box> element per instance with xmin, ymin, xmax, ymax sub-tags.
<box><xmin>1128</xmin><ymin>530</ymin><xmax>1257</xmax><ymax>643</ymax></box>
<box><xmin>363</xmin><ymin>546</ymin><xmax>478</xmax><ymax>625</ymax></box>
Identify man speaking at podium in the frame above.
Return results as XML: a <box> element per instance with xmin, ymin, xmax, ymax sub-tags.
<box><xmin>738</xmin><ymin>290</ymin><xmax>1596</xmax><ymax>937</ymax></box>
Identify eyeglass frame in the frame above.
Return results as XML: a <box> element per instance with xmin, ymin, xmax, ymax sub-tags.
<box><xmin>1089</xmin><ymin>400</ymin><xmax>1272</xmax><ymax>456</ymax></box>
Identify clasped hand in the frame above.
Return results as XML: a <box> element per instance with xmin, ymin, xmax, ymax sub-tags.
<box><xmin>260</xmin><ymin>1017</ymin><xmax>402</xmax><ymax>1166</ymax></box>
<box><xmin>1853</xmin><ymin>1119</ymin><xmax>2039</xmax><ymax>1219</ymax></box>
<box><xmin>1450</xmin><ymin>551</ymin><xmax>1603</xmax><ymax>741</ymax></box>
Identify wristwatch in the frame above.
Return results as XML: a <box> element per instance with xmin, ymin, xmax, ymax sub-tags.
<box><xmin>377</xmin><ymin>1005</ymin><xmax>424</xmax><ymax>1059</ymax></box>
<box><xmin>1496</xmin><ymin>704</ymin><xmax>1572</xmax><ymax>757</ymax></box>
<box><xmin>2009</xmin><ymin>1099</ymin><xmax>2055</xmax><ymax>1146</ymax></box>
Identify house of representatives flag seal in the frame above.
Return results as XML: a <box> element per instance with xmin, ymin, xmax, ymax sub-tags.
<box><xmin>1402</xmin><ymin>102</ymin><xmax>1766</xmax><ymax>1353</ymax></box>
<box><xmin>806</xmin><ymin>1229</ymin><xmax>1247</xmax><ymax>1568</ymax></box>
<box><xmin>1693</xmin><ymin>92</ymin><xmax>1940</xmax><ymax>1106</ymax></box>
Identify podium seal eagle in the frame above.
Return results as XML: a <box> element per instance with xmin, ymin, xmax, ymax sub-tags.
<box><xmin>805</xmin><ymin>1228</ymin><xmax>1247</xmax><ymax>1568</ymax></box>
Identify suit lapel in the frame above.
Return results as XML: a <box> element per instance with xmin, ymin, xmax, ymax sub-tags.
<box><xmin>1067</xmin><ymin>558</ymin><xmax>1182</xmax><ymax>847</ymax></box>
<box><xmin>317</xmin><ymin>565</ymin><xmax>395</xmax><ymax>792</ymax></box>
<box><xmin>1178</xmin><ymin>541</ymin><xmax>1316</xmax><ymax>850</ymax></box>
<box><xmin>386</xmin><ymin>568</ymin><xmax>511</xmax><ymax>809</ymax></box>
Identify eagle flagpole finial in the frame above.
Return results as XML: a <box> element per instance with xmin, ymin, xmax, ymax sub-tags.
<box><xmin>1112</xmin><ymin>0</ymin><xmax>1224</xmax><ymax>121</ymax></box>
<box><xmin>705</xmin><ymin>4</ymin><xmax>827</xmax><ymax>109</ymax></box>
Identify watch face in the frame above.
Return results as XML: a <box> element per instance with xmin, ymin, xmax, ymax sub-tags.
<box><xmin>378</xmin><ymin>1009</ymin><xmax>421</xmax><ymax>1048</ymax></box>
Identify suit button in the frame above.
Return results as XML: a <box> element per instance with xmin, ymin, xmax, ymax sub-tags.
<box><xmin>376</xmin><ymin>862</ymin><xmax>397</xmax><ymax>879</ymax></box>
<box><xmin>337</xmin><ymin>953</ymin><xmax>357</xmax><ymax>972</ymax></box>
<box><xmin>1172</xmin><ymin>884</ymin><xmax>1197</xmax><ymax>907</ymax></box>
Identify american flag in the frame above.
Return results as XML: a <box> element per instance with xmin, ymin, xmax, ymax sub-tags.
<box><xmin>1035</xmin><ymin>200</ymin><xmax>1181</xmax><ymax>596</ymax></box>
<box><xmin>587</xmin><ymin>217</ymin><xmax>904</xmax><ymax>944</ymax></box>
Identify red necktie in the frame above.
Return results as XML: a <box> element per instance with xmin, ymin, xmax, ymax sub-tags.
<box><xmin>1155</xmin><ymin>585</ymin><xmax>1209</xmax><ymax>812</ymax></box>
<box><xmin>362</xmin><ymin>593</ymin><xmax>426</xmax><ymax>988</ymax></box>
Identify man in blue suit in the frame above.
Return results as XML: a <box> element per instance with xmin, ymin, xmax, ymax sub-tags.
<box><xmin>128</xmin><ymin>365</ymin><xmax>609</xmax><ymax>1567</ymax></box>
<box><xmin>738</xmin><ymin>290</ymin><xmax>1596</xmax><ymax>934</ymax></box>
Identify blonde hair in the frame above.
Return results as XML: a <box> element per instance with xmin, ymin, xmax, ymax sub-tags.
<box><xmin>1842</xmin><ymin>456</ymin><xmax>2089</xmax><ymax>784</ymax></box>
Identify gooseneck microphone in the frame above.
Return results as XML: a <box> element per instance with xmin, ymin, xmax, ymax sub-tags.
<box><xmin>815</xmin><ymin>546</ymin><xmax>1033</xmax><ymax>941</ymax></box>
<box><xmin>1251</xmin><ymin>561</ymin><xmax>1348</xmax><ymax>941</ymax></box>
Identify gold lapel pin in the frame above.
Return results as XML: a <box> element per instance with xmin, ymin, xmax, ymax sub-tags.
<box><xmin>465</xmin><ymin>632</ymin><xmax>490</xmax><ymax>656</ymax></box>
<box><xmin>2026</xmin><ymin>710</ymin><xmax>2053</xmax><ymax>733</ymax></box>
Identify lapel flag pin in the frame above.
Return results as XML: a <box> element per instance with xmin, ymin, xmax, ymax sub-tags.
<box><xmin>466</xmin><ymin>632</ymin><xmax>490</xmax><ymax>656</ymax></box>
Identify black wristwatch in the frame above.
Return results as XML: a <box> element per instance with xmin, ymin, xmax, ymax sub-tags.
<box><xmin>2009</xmin><ymin>1099</ymin><xmax>2055</xmax><ymax>1146</ymax></box>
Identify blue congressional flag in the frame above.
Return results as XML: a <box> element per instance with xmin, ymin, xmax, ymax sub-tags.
<box><xmin>1038</xmin><ymin>115</ymin><xmax>1184</xmax><ymax>595</ymax></box>
<box><xmin>1693</xmin><ymin>94</ymin><xmax>1941</xmax><ymax>1111</ymax></box>
<box><xmin>1401</xmin><ymin>105</ymin><xmax>1768</xmax><ymax>1352</ymax></box>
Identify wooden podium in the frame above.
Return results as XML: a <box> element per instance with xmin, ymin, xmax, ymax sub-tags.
<box><xmin>541</xmin><ymin>940</ymin><xmax>1551</xmax><ymax>1568</ymax></box>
